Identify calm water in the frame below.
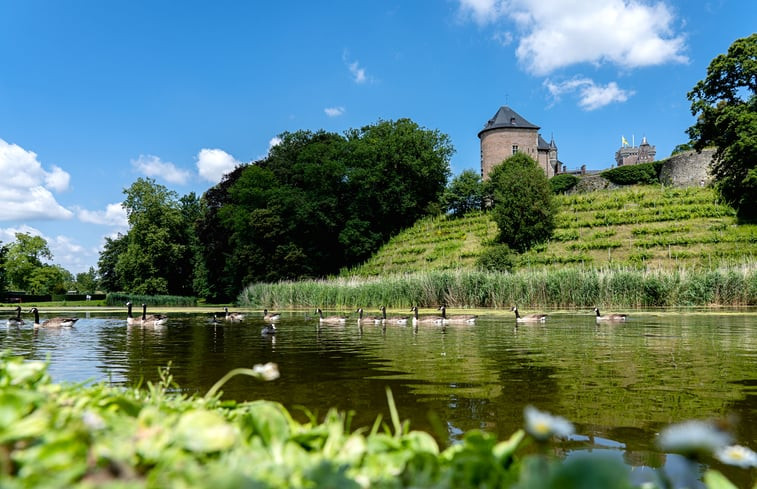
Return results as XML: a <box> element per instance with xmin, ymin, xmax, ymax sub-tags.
<box><xmin>2</xmin><ymin>308</ymin><xmax>756</xmax><ymax>485</ymax></box>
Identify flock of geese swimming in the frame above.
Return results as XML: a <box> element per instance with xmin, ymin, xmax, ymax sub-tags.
<box><xmin>5</xmin><ymin>303</ymin><xmax>628</xmax><ymax>330</ymax></box>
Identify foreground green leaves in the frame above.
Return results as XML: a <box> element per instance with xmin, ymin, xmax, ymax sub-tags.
<box><xmin>0</xmin><ymin>353</ymin><xmax>753</xmax><ymax>488</ymax></box>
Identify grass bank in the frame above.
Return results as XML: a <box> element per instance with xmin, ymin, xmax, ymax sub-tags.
<box><xmin>238</xmin><ymin>264</ymin><xmax>757</xmax><ymax>309</ymax></box>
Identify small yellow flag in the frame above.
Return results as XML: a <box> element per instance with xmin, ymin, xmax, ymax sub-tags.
<box><xmin>622</xmin><ymin>136</ymin><xmax>629</xmax><ymax>146</ymax></box>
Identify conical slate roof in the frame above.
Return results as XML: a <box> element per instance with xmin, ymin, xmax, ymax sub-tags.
<box><xmin>478</xmin><ymin>106</ymin><xmax>540</xmax><ymax>138</ymax></box>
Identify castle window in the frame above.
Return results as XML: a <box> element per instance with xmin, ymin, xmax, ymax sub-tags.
<box><xmin>512</xmin><ymin>145</ymin><xmax>518</xmax><ymax>155</ymax></box>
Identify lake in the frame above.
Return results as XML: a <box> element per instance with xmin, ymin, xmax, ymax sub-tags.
<box><xmin>2</xmin><ymin>307</ymin><xmax>756</xmax><ymax>486</ymax></box>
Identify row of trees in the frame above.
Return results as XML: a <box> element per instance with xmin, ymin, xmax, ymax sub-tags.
<box><xmin>0</xmin><ymin>233</ymin><xmax>98</xmax><ymax>296</ymax></box>
<box><xmin>99</xmin><ymin>119</ymin><xmax>455</xmax><ymax>302</ymax></box>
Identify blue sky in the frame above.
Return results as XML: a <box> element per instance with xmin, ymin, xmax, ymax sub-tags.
<box><xmin>0</xmin><ymin>0</ymin><xmax>754</xmax><ymax>275</ymax></box>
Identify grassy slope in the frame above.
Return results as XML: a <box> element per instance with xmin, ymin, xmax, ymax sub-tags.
<box><xmin>344</xmin><ymin>185</ymin><xmax>757</xmax><ymax>276</ymax></box>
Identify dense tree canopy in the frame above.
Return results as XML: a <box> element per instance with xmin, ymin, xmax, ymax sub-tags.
<box><xmin>5</xmin><ymin>233</ymin><xmax>53</xmax><ymax>291</ymax></box>
<box><xmin>485</xmin><ymin>153</ymin><xmax>556</xmax><ymax>252</ymax></box>
<box><xmin>196</xmin><ymin>119</ymin><xmax>453</xmax><ymax>301</ymax></box>
<box><xmin>113</xmin><ymin>178</ymin><xmax>194</xmax><ymax>295</ymax></box>
<box><xmin>687</xmin><ymin>33</ymin><xmax>757</xmax><ymax>220</ymax></box>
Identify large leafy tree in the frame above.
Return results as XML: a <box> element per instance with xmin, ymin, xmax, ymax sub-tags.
<box><xmin>116</xmin><ymin>178</ymin><xmax>193</xmax><ymax>295</ymax></box>
<box><xmin>5</xmin><ymin>233</ymin><xmax>53</xmax><ymax>291</ymax></box>
<box><xmin>196</xmin><ymin>119</ymin><xmax>453</xmax><ymax>300</ymax></box>
<box><xmin>485</xmin><ymin>153</ymin><xmax>556</xmax><ymax>252</ymax></box>
<box><xmin>687</xmin><ymin>33</ymin><xmax>757</xmax><ymax>220</ymax></box>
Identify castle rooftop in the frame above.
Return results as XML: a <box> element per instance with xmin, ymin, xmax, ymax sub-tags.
<box><xmin>478</xmin><ymin>106</ymin><xmax>539</xmax><ymax>138</ymax></box>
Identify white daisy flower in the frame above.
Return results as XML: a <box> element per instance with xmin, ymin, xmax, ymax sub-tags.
<box><xmin>252</xmin><ymin>362</ymin><xmax>280</xmax><ymax>381</ymax></box>
<box><xmin>658</xmin><ymin>420</ymin><xmax>732</xmax><ymax>456</ymax></box>
<box><xmin>524</xmin><ymin>406</ymin><xmax>574</xmax><ymax>441</ymax></box>
<box><xmin>715</xmin><ymin>445</ymin><xmax>757</xmax><ymax>468</ymax></box>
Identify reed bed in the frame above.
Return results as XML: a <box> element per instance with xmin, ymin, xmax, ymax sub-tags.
<box><xmin>238</xmin><ymin>263</ymin><xmax>757</xmax><ymax>309</ymax></box>
<box><xmin>106</xmin><ymin>292</ymin><xmax>197</xmax><ymax>307</ymax></box>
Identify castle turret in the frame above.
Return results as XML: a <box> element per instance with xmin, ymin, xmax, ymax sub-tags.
<box><xmin>478</xmin><ymin>106</ymin><xmax>558</xmax><ymax>178</ymax></box>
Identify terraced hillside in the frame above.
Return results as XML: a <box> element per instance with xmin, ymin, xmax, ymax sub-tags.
<box><xmin>344</xmin><ymin>185</ymin><xmax>757</xmax><ymax>276</ymax></box>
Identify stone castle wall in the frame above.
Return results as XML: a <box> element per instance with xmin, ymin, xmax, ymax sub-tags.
<box><xmin>658</xmin><ymin>148</ymin><xmax>715</xmax><ymax>187</ymax></box>
<box><xmin>571</xmin><ymin>148</ymin><xmax>715</xmax><ymax>193</ymax></box>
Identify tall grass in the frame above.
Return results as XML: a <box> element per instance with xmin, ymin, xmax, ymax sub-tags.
<box><xmin>106</xmin><ymin>292</ymin><xmax>197</xmax><ymax>307</ymax></box>
<box><xmin>238</xmin><ymin>262</ymin><xmax>757</xmax><ymax>309</ymax></box>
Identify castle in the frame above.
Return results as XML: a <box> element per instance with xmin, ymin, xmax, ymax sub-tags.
<box><xmin>478</xmin><ymin>106</ymin><xmax>560</xmax><ymax>179</ymax></box>
<box><xmin>614</xmin><ymin>136</ymin><xmax>656</xmax><ymax>166</ymax></box>
<box><xmin>479</xmin><ymin>106</ymin><xmax>657</xmax><ymax>179</ymax></box>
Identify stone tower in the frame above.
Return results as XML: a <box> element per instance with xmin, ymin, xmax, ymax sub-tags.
<box><xmin>478</xmin><ymin>106</ymin><xmax>558</xmax><ymax>179</ymax></box>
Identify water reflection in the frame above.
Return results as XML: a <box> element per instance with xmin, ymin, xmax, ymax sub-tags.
<box><xmin>0</xmin><ymin>309</ymin><xmax>754</xmax><ymax>486</ymax></box>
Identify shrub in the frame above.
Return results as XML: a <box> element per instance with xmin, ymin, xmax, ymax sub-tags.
<box><xmin>475</xmin><ymin>244</ymin><xmax>515</xmax><ymax>272</ymax></box>
<box><xmin>550</xmin><ymin>173</ymin><xmax>579</xmax><ymax>194</ymax></box>
<box><xmin>602</xmin><ymin>162</ymin><xmax>662</xmax><ymax>185</ymax></box>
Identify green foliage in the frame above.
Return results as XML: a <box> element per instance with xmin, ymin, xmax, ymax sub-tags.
<box><xmin>97</xmin><ymin>233</ymin><xmax>127</xmax><ymax>293</ymax></box>
<box><xmin>115</xmin><ymin>178</ymin><xmax>195</xmax><ymax>296</ymax></box>
<box><xmin>197</xmin><ymin>119</ymin><xmax>453</xmax><ymax>301</ymax></box>
<box><xmin>105</xmin><ymin>292</ymin><xmax>196</xmax><ymax>306</ymax></box>
<box><xmin>5</xmin><ymin>233</ymin><xmax>52</xmax><ymax>291</ymax></box>
<box><xmin>0</xmin><ymin>242</ymin><xmax>7</xmax><ymax>294</ymax></box>
<box><xmin>671</xmin><ymin>142</ymin><xmax>694</xmax><ymax>155</ymax></box>
<box><xmin>485</xmin><ymin>153</ymin><xmax>557</xmax><ymax>252</ymax></box>
<box><xmin>443</xmin><ymin>169</ymin><xmax>484</xmax><ymax>217</ymax></box>
<box><xmin>74</xmin><ymin>267</ymin><xmax>99</xmax><ymax>294</ymax></box>
<box><xmin>475</xmin><ymin>244</ymin><xmax>515</xmax><ymax>272</ymax></box>
<box><xmin>687</xmin><ymin>33</ymin><xmax>757</xmax><ymax>220</ymax></box>
<box><xmin>601</xmin><ymin>162</ymin><xmax>662</xmax><ymax>185</ymax></box>
<box><xmin>549</xmin><ymin>173</ymin><xmax>579</xmax><ymax>194</ymax></box>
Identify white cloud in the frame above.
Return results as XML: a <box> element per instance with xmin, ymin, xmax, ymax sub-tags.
<box><xmin>349</xmin><ymin>61</ymin><xmax>367</xmax><ymax>83</ymax></box>
<box><xmin>45</xmin><ymin>166</ymin><xmax>71</xmax><ymax>192</ymax></box>
<box><xmin>324</xmin><ymin>106</ymin><xmax>345</xmax><ymax>117</ymax></box>
<box><xmin>458</xmin><ymin>0</ymin><xmax>506</xmax><ymax>24</ymax></box>
<box><xmin>545</xmin><ymin>77</ymin><xmax>633</xmax><ymax>110</ymax></box>
<box><xmin>458</xmin><ymin>0</ymin><xmax>688</xmax><ymax>75</ymax></box>
<box><xmin>0</xmin><ymin>138</ymin><xmax>73</xmax><ymax>221</ymax></box>
<box><xmin>269</xmin><ymin>137</ymin><xmax>282</xmax><ymax>149</ymax></box>
<box><xmin>196</xmin><ymin>148</ymin><xmax>242</xmax><ymax>184</ymax></box>
<box><xmin>77</xmin><ymin>202</ymin><xmax>128</xmax><ymax>228</ymax></box>
<box><xmin>132</xmin><ymin>154</ymin><xmax>192</xmax><ymax>185</ymax></box>
<box><xmin>343</xmin><ymin>51</ymin><xmax>370</xmax><ymax>84</ymax></box>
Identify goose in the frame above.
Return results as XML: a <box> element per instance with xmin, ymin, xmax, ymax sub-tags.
<box><xmin>511</xmin><ymin>306</ymin><xmax>547</xmax><ymax>323</ymax></box>
<box><xmin>263</xmin><ymin>309</ymin><xmax>281</xmax><ymax>321</ymax></box>
<box><xmin>28</xmin><ymin>307</ymin><xmax>79</xmax><ymax>328</ymax></box>
<box><xmin>379</xmin><ymin>306</ymin><xmax>408</xmax><ymax>325</ymax></box>
<box><xmin>356</xmin><ymin>308</ymin><xmax>382</xmax><ymax>324</ymax></box>
<box><xmin>141</xmin><ymin>304</ymin><xmax>168</xmax><ymax>326</ymax></box>
<box><xmin>593</xmin><ymin>307</ymin><xmax>627</xmax><ymax>322</ymax></box>
<box><xmin>126</xmin><ymin>301</ymin><xmax>138</xmax><ymax>325</ymax></box>
<box><xmin>315</xmin><ymin>308</ymin><xmax>348</xmax><ymax>324</ymax></box>
<box><xmin>6</xmin><ymin>306</ymin><xmax>24</xmax><ymax>327</ymax></box>
<box><xmin>410</xmin><ymin>306</ymin><xmax>445</xmax><ymax>326</ymax></box>
<box><xmin>316</xmin><ymin>308</ymin><xmax>348</xmax><ymax>324</ymax></box>
<box><xmin>438</xmin><ymin>305</ymin><xmax>477</xmax><ymax>324</ymax></box>
<box><xmin>261</xmin><ymin>324</ymin><xmax>277</xmax><ymax>335</ymax></box>
<box><xmin>224</xmin><ymin>307</ymin><xmax>245</xmax><ymax>321</ymax></box>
